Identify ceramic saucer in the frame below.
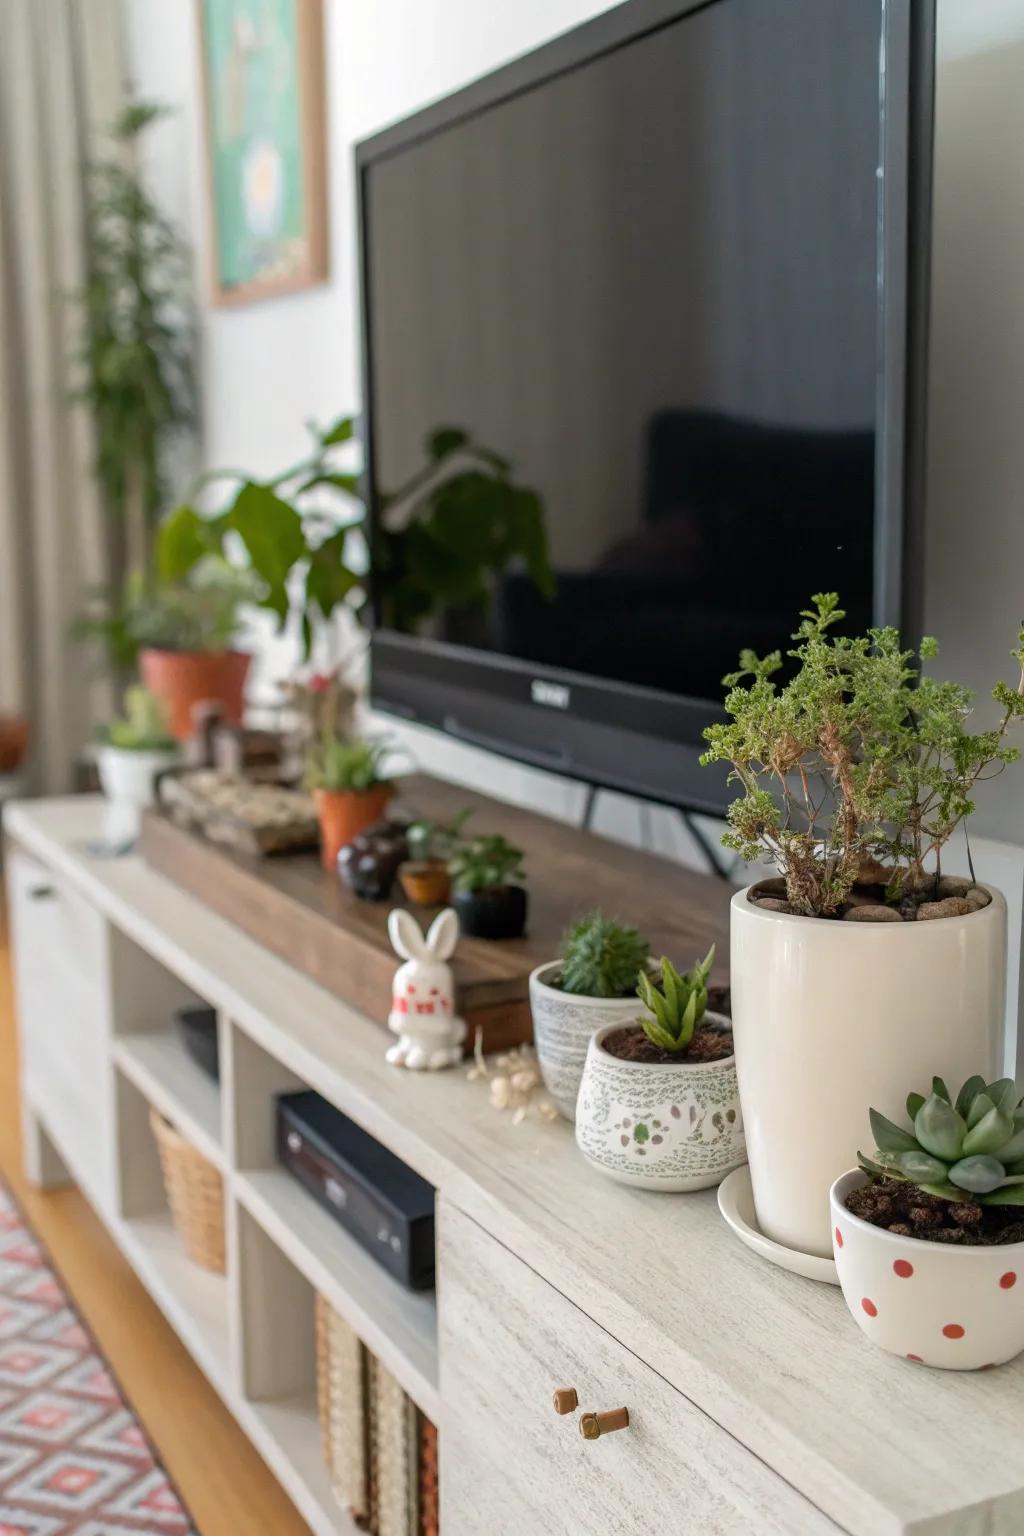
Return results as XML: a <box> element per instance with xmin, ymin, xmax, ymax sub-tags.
<box><xmin>717</xmin><ymin>1166</ymin><xmax>839</xmax><ymax>1285</ymax></box>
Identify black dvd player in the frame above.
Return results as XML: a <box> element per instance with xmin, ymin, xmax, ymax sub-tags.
<box><xmin>276</xmin><ymin>1091</ymin><xmax>435</xmax><ymax>1291</ymax></box>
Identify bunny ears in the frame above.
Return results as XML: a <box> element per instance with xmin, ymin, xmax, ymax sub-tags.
<box><xmin>388</xmin><ymin>906</ymin><xmax>460</xmax><ymax>962</ymax></box>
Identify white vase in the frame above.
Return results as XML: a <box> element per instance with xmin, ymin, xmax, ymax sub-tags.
<box><xmin>830</xmin><ymin>1171</ymin><xmax>1024</xmax><ymax>1370</ymax></box>
<box><xmin>97</xmin><ymin>745</ymin><xmax>180</xmax><ymax>839</ymax></box>
<box><xmin>528</xmin><ymin>962</ymin><xmax>644</xmax><ymax>1120</ymax></box>
<box><xmin>730</xmin><ymin>885</ymin><xmax>1006</xmax><ymax>1259</ymax></box>
<box><xmin>574</xmin><ymin>1017</ymin><xmax>745</xmax><ymax>1190</ymax></box>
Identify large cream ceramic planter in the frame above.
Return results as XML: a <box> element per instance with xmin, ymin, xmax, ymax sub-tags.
<box><xmin>575</xmin><ymin>1018</ymin><xmax>745</xmax><ymax>1191</ymax></box>
<box><xmin>529</xmin><ymin>962</ymin><xmax>645</xmax><ymax>1120</ymax></box>
<box><xmin>731</xmin><ymin>885</ymin><xmax>1006</xmax><ymax>1259</ymax></box>
<box><xmin>831</xmin><ymin>1171</ymin><xmax>1024</xmax><ymax>1370</ymax></box>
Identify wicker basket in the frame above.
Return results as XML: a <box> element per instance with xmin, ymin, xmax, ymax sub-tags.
<box><xmin>149</xmin><ymin>1110</ymin><xmax>226</xmax><ymax>1274</ymax></box>
<box><xmin>316</xmin><ymin>1294</ymin><xmax>369</xmax><ymax>1523</ymax></box>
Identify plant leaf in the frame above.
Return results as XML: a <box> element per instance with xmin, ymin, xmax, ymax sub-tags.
<box><xmin>954</xmin><ymin>1075</ymin><xmax>987</xmax><ymax>1119</ymax></box>
<box><xmin>948</xmin><ymin>1155</ymin><xmax>1007</xmax><ymax>1194</ymax></box>
<box><xmin>962</xmin><ymin>1105</ymin><xmax>1014</xmax><ymax>1158</ymax></box>
<box><xmin>982</xmin><ymin>1184</ymin><xmax>1024</xmax><ymax>1206</ymax></box>
<box><xmin>869</xmin><ymin>1108</ymin><xmax>918</xmax><ymax>1155</ymax></box>
<box><xmin>906</xmin><ymin>1091</ymin><xmax>926</xmax><ymax>1120</ymax></box>
<box><xmin>914</xmin><ymin>1093</ymin><xmax>966</xmax><ymax>1161</ymax></box>
<box><xmin>932</xmin><ymin>1076</ymin><xmax>952</xmax><ymax>1104</ymax></box>
<box><xmin>896</xmin><ymin>1148</ymin><xmax>950</xmax><ymax>1185</ymax></box>
<box><xmin>967</xmin><ymin>1092</ymin><xmax>995</xmax><ymax>1131</ymax></box>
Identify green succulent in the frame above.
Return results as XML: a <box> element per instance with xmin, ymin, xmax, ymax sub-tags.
<box><xmin>448</xmin><ymin>834</ymin><xmax>524</xmax><ymax>894</ymax></box>
<box><xmin>558</xmin><ymin>912</ymin><xmax>651</xmax><ymax>999</ymax></box>
<box><xmin>305</xmin><ymin>734</ymin><xmax>394</xmax><ymax>793</ymax></box>
<box><xmin>98</xmin><ymin>687</ymin><xmax>176</xmax><ymax>752</ymax></box>
<box><xmin>636</xmin><ymin>946</ymin><xmax>715</xmax><ymax>1052</ymax></box>
<box><xmin>860</xmin><ymin>1074</ymin><xmax>1024</xmax><ymax>1204</ymax></box>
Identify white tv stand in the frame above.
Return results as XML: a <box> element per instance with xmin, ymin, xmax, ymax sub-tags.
<box><xmin>5</xmin><ymin>798</ymin><xmax>1024</xmax><ymax>1535</ymax></box>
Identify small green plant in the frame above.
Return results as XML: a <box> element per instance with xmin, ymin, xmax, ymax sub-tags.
<box><xmin>98</xmin><ymin>687</ymin><xmax>175</xmax><ymax>752</ymax></box>
<box><xmin>305</xmin><ymin>735</ymin><xmax>393</xmax><ymax>794</ymax></box>
<box><xmin>407</xmin><ymin>809</ymin><xmax>472</xmax><ymax>863</ymax></box>
<box><xmin>700</xmin><ymin>593</ymin><xmax>1024</xmax><ymax>917</ymax></box>
<box><xmin>636</xmin><ymin>947</ymin><xmax>715</xmax><ymax>1053</ymax></box>
<box><xmin>77</xmin><ymin>561</ymin><xmax>260</xmax><ymax>665</ymax></box>
<box><xmin>558</xmin><ymin>912</ymin><xmax>651</xmax><ymax>998</ymax></box>
<box><xmin>860</xmin><ymin>1075</ymin><xmax>1024</xmax><ymax>1204</ymax></box>
<box><xmin>448</xmin><ymin>834</ymin><xmax>525</xmax><ymax>893</ymax></box>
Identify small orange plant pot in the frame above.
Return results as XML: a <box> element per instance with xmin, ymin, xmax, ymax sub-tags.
<box><xmin>315</xmin><ymin>784</ymin><xmax>394</xmax><ymax>872</ymax></box>
<box><xmin>140</xmin><ymin>649</ymin><xmax>251</xmax><ymax>741</ymax></box>
<box><xmin>398</xmin><ymin>859</ymin><xmax>451</xmax><ymax>907</ymax></box>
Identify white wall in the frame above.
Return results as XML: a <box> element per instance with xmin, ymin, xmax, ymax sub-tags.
<box><xmin>122</xmin><ymin>0</ymin><xmax>1024</xmax><ymax>859</ymax></box>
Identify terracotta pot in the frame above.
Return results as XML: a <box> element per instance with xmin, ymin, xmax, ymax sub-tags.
<box><xmin>399</xmin><ymin>859</ymin><xmax>451</xmax><ymax>907</ymax></box>
<box><xmin>0</xmin><ymin>716</ymin><xmax>29</xmax><ymax>773</ymax></box>
<box><xmin>315</xmin><ymin>785</ymin><xmax>393</xmax><ymax>872</ymax></box>
<box><xmin>139</xmin><ymin>649</ymin><xmax>251</xmax><ymax>741</ymax></box>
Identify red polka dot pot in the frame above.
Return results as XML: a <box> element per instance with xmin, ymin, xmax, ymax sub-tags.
<box><xmin>830</xmin><ymin>1172</ymin><xmax>1024</xmax><ymax>1371</ymax></box>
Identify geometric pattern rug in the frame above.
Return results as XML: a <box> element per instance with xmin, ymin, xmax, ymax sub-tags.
<box><xmin>0</xmin><ymin>1184</ymin><xmax>197</xmax><ymax>1535</ymax></box>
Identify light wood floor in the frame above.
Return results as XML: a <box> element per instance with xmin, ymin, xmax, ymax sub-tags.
<box><xmin>0</xmin><ymin>906</ymin><xmax>313</xmax><ymax>1536</ymax></box>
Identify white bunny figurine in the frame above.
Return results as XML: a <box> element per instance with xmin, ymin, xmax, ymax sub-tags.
<box><xmin>386</xmin><ymin>907</ymin><xmax>466</xmax><ymax>1070</ymax></box>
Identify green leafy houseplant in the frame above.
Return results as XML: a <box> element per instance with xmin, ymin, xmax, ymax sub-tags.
<box><xmin>701</xmin><ymin>593</ymin><xmax>1024</xmax><ymax>917</ymax></box>
<box><xmin>71</xmin><ymin>101</ymin><xmax>195</xmax><ymax>583</ymax></box>
<box><xmin>97</xmin><ymin>687</ymin><xmax>175</xmax><ymax>752</ymax></box>
<box><xmin>305</xmin><ymin>735</ymin><xmax>393</xmax><ymax>795</ymax></box>
<box><xmin>448</xmin><ymin>834</ymin><xmax>525</xmax><ymax>894</ymax></box>
<box><xmin>158</xmin><ymin>417</ymin><xmax>554</xmax><ymax>661</ymax></box>
<box><xmin>406</xmin><ymin>809</ymin><xmax>472</xmax><ymax>864</ymax></box>
<box><xmin>860</xmin><ymin>1075</ymin><xmax>1024</xmax><ymax>1205</ymax></box>
<box><xmin>636</xmin><ymin>947</ymin><xmax>715</xmax><ymax>1053</ymax></box>
<box><xmin>557</xmin><ymin>912</ymin><xmax>651</xmax><ymax>999</ymax></box>
<box><xmin>76</xmin><ymin>561</ymin><xmax>260</xmax><ymax>668</ymax></box>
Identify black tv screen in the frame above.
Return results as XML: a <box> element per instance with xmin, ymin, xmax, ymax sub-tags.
<box><xmin>358</xmin><ymin>0</ymin><xmax>933</xmax><ymax>812</ymax></box>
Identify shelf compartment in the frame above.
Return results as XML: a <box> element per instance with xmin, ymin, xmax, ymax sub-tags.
<box><xmin>114</xmin><ymin>1031</ymin><xmax>223</xmax><ymax>1169</ymax></box>
<box><xmin>119</xmin><ymin>1210</ymin><xmax>231</xmax><ymax>1395</ymax></box>
<box><xmin>236</xmin><ymin>1168</ymin><xmax>440</xmax><ymax>1423</ymax></box>
<box><xmin>245</xmin><ymin>1394</ymin><xmax>357</xmax><ymax>1536</ymax></box>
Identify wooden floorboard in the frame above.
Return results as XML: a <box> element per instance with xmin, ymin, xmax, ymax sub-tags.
<box><xmin>0</xmin><ymin>901</ymin><xmax>314</xmax><ymax>1536</ymax></box>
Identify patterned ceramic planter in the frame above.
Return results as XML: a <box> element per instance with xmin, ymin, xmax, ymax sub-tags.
<box><xmin>831</xmin><ymin>1171</ymin><xmax>1024</xmax><ymax>1371</ymax></box>
<box><xmin>529</xmin><ymin>963</ymin><xmax>644</xmax><ymax>1120</ymax></box>
<box><xmin>575</xmin><ymin>1017</ymin><xmax>746</xmax><ymax>1191</ymax></box>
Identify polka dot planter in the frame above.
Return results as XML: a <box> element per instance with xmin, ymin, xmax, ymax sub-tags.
<box><xmin>574</xmin><ymin>1017</ymin><xmax>746</xmax><ymax>1192</ymax></box>
<box><xmin>830</xmin><ymin>1171</ymin><xmax>1024</xmax><ymax>1372</ymax></box>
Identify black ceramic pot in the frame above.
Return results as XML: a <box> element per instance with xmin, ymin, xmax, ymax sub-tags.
<box><xmin>453</xmin><ymin>884</ymin><xmax>528</xmax><ymax>940</ymax></box>
<box><xmin>337</xmin><ymin>818</ymin><xmax>409</xmax><ymax>901</ymax></box>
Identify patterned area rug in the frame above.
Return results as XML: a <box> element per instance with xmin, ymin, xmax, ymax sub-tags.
<box><xmin>0</xmin><ymin>1184</ymin><xmax>196</xmax><ymax>1535</ymax></box>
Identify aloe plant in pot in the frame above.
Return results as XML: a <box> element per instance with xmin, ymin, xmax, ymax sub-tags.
<box><xmin>575</xmin><ymin>947</ymin><xmax>745</xmax><ymax>1190</ymax></box>
<box><xmin>701</xmin><ymin>593</ymin><xmax>1024</xmax><ymax>1259</ymax></box>
<box><xmin>832</xmin><ymin>1073</ymin><xmax>1024</xmax><ymax>1369</ymax></box>
<box><xmin>530</xmin><ymin>911</ymin><xmax>652</xmax><ymax>1119</ymax></box>
<box><xmin>306</xmin><ymin>735</ymin><xmax>396</xmax><ymax>872</ymax></box>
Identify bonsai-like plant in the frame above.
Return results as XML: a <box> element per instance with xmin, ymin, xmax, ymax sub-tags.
<box><xmin>158</xmin><ymin>417</ymin><xmax>554</xmax><ymax>660</ymax></box>
<box><xmin>77</xmin><ymin>561</ymin><xmax>260</xmax><ymax>665</ymax></box>
<box><xmin>860</xmin><ymin>1075</ymin><xmax>1024</xmax><ymax>1204</ymax></box>
<box><xmin>701</xmin><ymin>593</ymin><xmax>1024</xmax><ymax>917</ymax></box>
<box><xmin>98</xmin><ymin>687</ymin><xmax>175</xmax><ymax>752</ymax></box>
<box><xmin>305</xmin><ymin>735</ymin><xmax>393</xmax><ymax>795</ymax></box>
<box><xmin>449</xmin><ymin>834</ymin><xmax>525</xmax><ymax>893</ymax></box>
<box><xmin>558</xmin><ymin>912</ymin><xmax>651</xmax><ymax>999</ymax></box>
<box><xmin>407</xmin><ymin>809</ymin><xmax>472</xmax><ymax>864</ymax></box>
<box><xmin>72</xmin><ymin>101</ymin><xmax>195</xmax><ymax>583</ymax></box>
<box><xmin>636</xmin><ymin>947</ymin><xmax>715</xmax><ymax>1053</ymax></box>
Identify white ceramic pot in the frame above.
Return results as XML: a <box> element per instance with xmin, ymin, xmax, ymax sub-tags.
<box><xmin>830</xmin><ymin>1171</ymin><xmax>1024</xmax><ymax>1370</ymax></box>
<box><xmin>97</xmin><ymin>744</ymin><xmax>180</xmax><ymax>837</ymax></box>
<box><xmin>731</xmin><ymin>886</ymin><xmax>1007</xmax><ymax>1259</ymax></box>
<box><xmin>574</xmin><ymin>1017</ymin><xmax>745</xmax><ymax>1190</ymax></box>
<box><xmin>529</xmin><ymin>962</ymin><xmax>646</xmax><ymax>1120</ymax></box>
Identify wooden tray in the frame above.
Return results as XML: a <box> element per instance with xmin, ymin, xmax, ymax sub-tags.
<box><xmin>138</xmin><ymin>775</ymin><xmax>732</xmax><ymax>1053</ymax></box>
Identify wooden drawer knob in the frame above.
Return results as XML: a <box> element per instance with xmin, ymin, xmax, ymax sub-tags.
<box><xmin>552</xmin><ymin>1387</ymin><xmax>578</xmax><ymax>1415</ymax></box>
<box><xmin>580</xmin><ymin>1407</ymin><xmax>629</xmax><ymax>1440</ymax></box>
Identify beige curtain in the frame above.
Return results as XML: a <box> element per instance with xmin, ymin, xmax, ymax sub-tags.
<box><xmin>0</xmin><ymin>0</ymin><xmax>124</xmax><ymax>792</ymax></box>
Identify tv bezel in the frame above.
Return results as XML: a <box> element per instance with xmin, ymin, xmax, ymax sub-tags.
<box><xmin>355</xmin><ymin>0</ymin><xmax>936</xmax><ymax>814</ymax></box>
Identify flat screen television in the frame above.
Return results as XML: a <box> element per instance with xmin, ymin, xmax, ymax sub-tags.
<box><xmin>357</xmin><ymin>0</ymin><xmax>935</xmax><ymax>814</ymax></box>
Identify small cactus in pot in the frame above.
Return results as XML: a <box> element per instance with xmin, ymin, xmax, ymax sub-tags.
<box><xmin>558</xmin><ymin>912</ymin><xmax>651</xmax><ymax>999</ymax></box>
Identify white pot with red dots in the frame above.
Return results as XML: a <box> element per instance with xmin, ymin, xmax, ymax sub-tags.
<box><xmin>830</xmin><ymin>1171</ymin><xmax>1024</xmax><ymax>1371</ymax></box>
<box><xmin>574</xmin><ymin>1019</ymin><xmax>746</xmax><ymax>1191</ymax></box>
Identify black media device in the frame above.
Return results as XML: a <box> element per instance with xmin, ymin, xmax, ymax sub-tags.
<box><xmin>276</xmin><ymin>1091</ymin><xmax>435</xmax><ymax>1292</ymax></box>
<box><xmin>357</xmin><ymin>0</ymin><xmax>936</xmax><ymax>813</ymax></box>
